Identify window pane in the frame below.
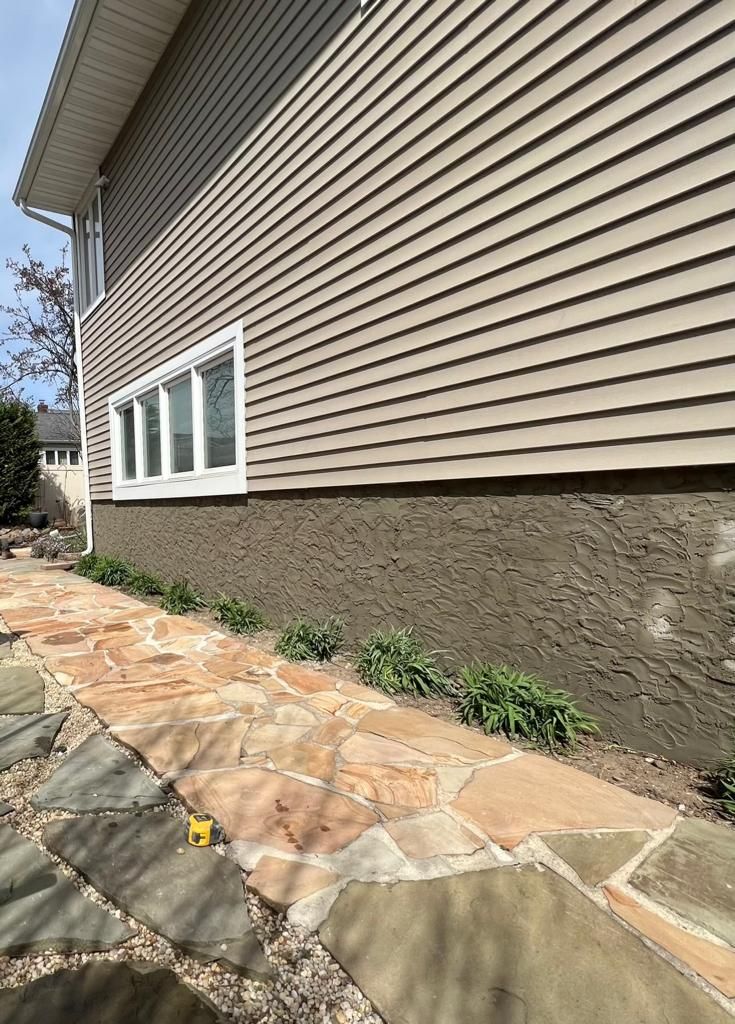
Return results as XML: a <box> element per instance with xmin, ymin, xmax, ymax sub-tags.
<box><xmin>141</xmin><ymin>391</ymin><xmax>161</xmax><ymax>477</ymax></box>
<box><xmin>93</xmin><ymin>193</ymin><xmax>104</xmax><ymax>294</ymax></box>
<box><xmin>57</xmin><ymin>449</ymin><xmax>68</xmax><ymax>465</ymax></box>
<box><xmin>168</xmin><ymin>377</ymin><xmax>193</xmax><ymax>473</ymax></box>
<box><xmin>203</xmin><ymin>356</ymin><xmax>236</xmax><ymax>468</ymax></box>
<box><xmin>120</xmin><ymin>405</ymin><xmax>136</xmax><ymax>480</ymax></box>
<box><xmin>69</xmin><ymin>450</ymin><xmax>80</xmax><ymax>466</ymax></box>
<box><xmin>45</xmin><ymin>450</ymin><xmax>56</xmax><ymax>465</ymax></box>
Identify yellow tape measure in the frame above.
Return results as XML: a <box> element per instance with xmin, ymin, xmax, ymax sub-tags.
<box><xmin>187</xmin><ymin>813</ymin><xmax>225</xmax><ymax>847</ymax></box>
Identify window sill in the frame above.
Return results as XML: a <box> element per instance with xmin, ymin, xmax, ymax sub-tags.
<box><xmin>111</xmin><ymin>466</ymin><xmax>246</xmax><ymax>501</ymax></box>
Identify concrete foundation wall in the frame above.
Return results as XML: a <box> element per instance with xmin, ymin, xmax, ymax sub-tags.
<box><xmin>92</xmin><ymin>468</ymin><xmax>735</xmax><ymax>766</ymax></box>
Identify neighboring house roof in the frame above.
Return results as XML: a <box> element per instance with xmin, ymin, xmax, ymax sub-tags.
<box><xmin>13</xmin><ymin>0</ymin><xmax>190</xmax><ymax>215</ymax></box>
<box><xmin>37</xmin><ymin>409</ymin><xmax>80</xmax><ymax>446</ymax></box>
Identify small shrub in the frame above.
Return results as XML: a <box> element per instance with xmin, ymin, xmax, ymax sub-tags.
<box><xmin>160</xmin><ymin>579</ymin><xmax>206</xmax><ymax>615</ymax></box>
<box><xmin>355</xmin><ymin>627</ymin><xmax>449</xmax><ymax>697</ymax></box>
<box><xmin>75</xmin><ymin>552</ymin><xmax>100</xmax><ymax>578</ymax></box>
<box><xmin>714</xmin><ymin>751</ymin><xmax>735</xmax><ymax>818</ymax></box>
<box><xmin>459</xmin><ymin>663</ymin><xmax>599</xmax><ymax>750</ymax></box>
<box><xmin>275</xmin><ymin>617</ymin><xmax>343</xmax><ymax>662</ymax></box>
<box><xmin>210</xmin><ymin>593</ymin><xmax>266</xmax><ymax>635</ymax></box>
<box><xmin>30</xmin><ymin>537</ymin><xmax>48</xmax><ymax>559</ymax></box>
<box><xmin>89</xmin><ymin>555</ymin><xmax>134</xmax><ymax>588</ymax></box>
<box><xmin>31</xmin><ymin>534</ymin><xmax>68</xmax><ymax>561</ymax></box>
<box><xmin>127</xmin><ymin>568</ymin><xmax>166</xmax><ymax>597</ymax></box>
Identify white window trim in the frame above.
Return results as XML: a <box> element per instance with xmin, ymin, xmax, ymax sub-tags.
<box><xmin>42</xmin><ymin>448</ymin><xmax>82</xmax><ymax>466</ymax></box>
<box><xmin>75</xmin><ymin>177</ymin><xmax>106</xmax><ymax>321</ymax></box>
<box><xmin>109</xmin><ymin>321</ymin><xmax>246</xmax><ymax>501</ymax></box>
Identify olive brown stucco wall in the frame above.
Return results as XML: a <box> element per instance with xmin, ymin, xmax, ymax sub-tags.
<box><xmin>92</xmin><ymin>468</ymin><xmax>735</xmax><ymax>766</ymax></box>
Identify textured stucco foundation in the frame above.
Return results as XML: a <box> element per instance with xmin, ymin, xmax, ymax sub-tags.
<box><xmin>92</xmin><ymin>468</ymin><xmax>735</xmax><ymax>766</ymax></box>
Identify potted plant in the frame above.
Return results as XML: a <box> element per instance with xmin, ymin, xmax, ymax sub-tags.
<box><xmin>29</xmin><ymin>509</ymin><xmax>48</xmax><ymax>529</ymax></box>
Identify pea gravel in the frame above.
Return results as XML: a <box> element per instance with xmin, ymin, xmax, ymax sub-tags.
<box><xmin>0</xmin><ymin>633</ymin><xmax>383</xmax><ymax>1024</ymax></box>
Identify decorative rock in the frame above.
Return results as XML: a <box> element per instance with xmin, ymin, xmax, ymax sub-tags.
<box><xmin>386</xmin><ymin>812</ymin><xmax>484</xmax><ymax>859</ymax></box>
<box><xmin>0</xmin><ymin>665</ymin><xmax>45</xmax><ymax>713</ymax></box>
<box><xmin>542</xmin><ymin>830</ymin><xmax>650</xmax><ymax>886</ymax></box>
<box><xmin>0</xmin><ymin>960</ymin><xmax>225</xmax><ymax>1023</ymax></box>
<box><xmin>0</xmin><ymin>801</ymin><xmax>13</xmax><ymax>816</ymax></box>
<box><xmin>0</xmin><ymin>711</ymin><xmax>68</xmax><ymax>770</ymax></box>
<box><xmin>320</xmin><ymin>866</ymin><xmax>732</xmax><ymax>1024</ymax></box>
<box><xmin>246</xmin><ymin>855</ymin><xmax>341</xmax><ymax>911</ymax></box>
<box><xmin>630</xmin><ymin>818</ymin><xmax>735</xmax><ymax>947</ymax></box>
<box><xmin>605</xmin><ymin>885</ymin><xmax>735</xmax><ymax>998</ymax></box>
<box><xmin>43</xmin><ymin>814</ymin><xmax>271</xmax><ymax>978</ymax></box>
<box><xmin>175</xmin><ymin>768</ymin><xmax>378</xmax><ymax>854</ymax></box>
<box><xmin>452</xmin><ymin>754</ymin><xmax>676</xmax><ymax>849</ymax></box>
<box><xmin>0</xmin><ymin>825</ymin><xmax>134</xmax><ymax>953</ymax></box>
<box><xmin>31</xmin><ymin>734</ymin><xmax>167</xmax><ymax>812</ymax></box>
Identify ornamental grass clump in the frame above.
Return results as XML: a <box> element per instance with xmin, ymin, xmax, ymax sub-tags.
<box><xmin>355</xmin><ymin>627</ymin><xmax>449</xmax><ymax>697</ymax></box>
<box><xmin>127</xmin><ymin>568</ymin><xmax>166</xmax><ymax>597</ymax></box>
<box><xmin>713</xmin><ymin>751</ymin><xmax>735</xmax><ymax>819</ymax></box>
<box><xmin>210</xmin><ymin>594</ymin><xmax>266</xmax><ymax>635</ymax></box>
<box><xmin>459</xmin><ymin>663</ymin><xmax>599</xmax><ymax>750</ymax></box>
<box><xmin>74</xmin><ymin>552</ymin><xmax>100</xmax><ymax>578</ymax></box>
<box><xmin>159</xmin><ymin>579</ymin><xmax>206</xmax><ymax>615</ymax></box>
<box><xmin>275</xmin><ymin>617</ymin><xmax>343</xmax><ymax>662</ymax></box>
<box><xmin>89</xmin><ymin>555</ymin><xmax>133</xmax><ymax>588</ymax></box>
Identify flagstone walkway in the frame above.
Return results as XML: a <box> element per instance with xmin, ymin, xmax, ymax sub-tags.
<box><xmin>0</xmin><ymin>561</ymin><xmax>733</xmax><ymax>1021</ymax></box>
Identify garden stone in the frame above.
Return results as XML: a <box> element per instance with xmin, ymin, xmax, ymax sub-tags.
<box><xmin>44</xmin><ymin>814</ymin><xmax>271</xmax><ymax>979</ymax></box>
<box><xmin>0</xmin><ymin>633</ymin><xmax>13</xmax><ymax>659</ymax></box>
<box><xmin>320</xmin><ymin>865</ymin><xmax>731</xmax><ymax>1024</ymax></box>
<box><xmin>0</xmin><ymin>801</ymin><xmax>13</xmax><ymax>816</ymax></box>
<box><xmin>0</xmin><ymin>825</ymin><xmax>134</xmax><ymax>954</ymax></box>
<box><xmin>0</xmin><ymin>666</ymin><xmax>45</xmax><ymax>713</ymax></box>
<box><xmin>0</xmin><ymin>712</ymin><xmax>67</xmax><ymax>770</ymax></box>
<box><xmin>0</xmin><ymin>960</ymin><xmax>225</xmax><ymax>1023</ymax></box>
<box><xmin>32</xmin><ymin>734</ymin><xmax>167</xmax><ymax>813</ymax></box>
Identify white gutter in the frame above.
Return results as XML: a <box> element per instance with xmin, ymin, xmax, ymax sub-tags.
<box><xmin>16</xmin><ymin>199</ymin><xmax>94</xmax><ymax>555</ymax></box>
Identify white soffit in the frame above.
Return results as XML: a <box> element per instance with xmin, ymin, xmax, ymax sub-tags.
<box><xmin>13</xmin><ymin>0</ymin><xmax>190</xmax><ymax>215</ymax></box>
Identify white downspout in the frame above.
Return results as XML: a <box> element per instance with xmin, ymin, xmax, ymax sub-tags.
<box><xmin>16</xmin><ymin>197</ymin><xmax>95</xmax><ymax>555</ymax></box>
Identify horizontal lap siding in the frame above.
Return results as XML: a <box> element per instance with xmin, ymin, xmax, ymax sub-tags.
<box><xmin>80</xmin><ymin>0</ymin><xmax>735</xmax><ymax>499</ymax></box>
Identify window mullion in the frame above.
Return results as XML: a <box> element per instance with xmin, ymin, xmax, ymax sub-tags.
<box><xmin>159</xmin><ymin>384</ymin><xmax>171</xmax><ymax>479</ymax></box>
<box><xmin>132</xmin><ymin>397</ymin><xmax>144</xmax><ymax>482</ymax></box>
<box><xmin>86</xmin><ymin>202</ymin><xmax>97</xmax><ymax>299</ymax></box>
<box><xmin>191</xmin><ymin>365</ymin><xmax>204</xmax><ymax>475</ymax></box>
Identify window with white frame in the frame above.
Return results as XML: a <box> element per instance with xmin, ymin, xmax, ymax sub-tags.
<box><xmin>43</xmin><ymin>448</ymin><xmax>81</xmax><ymax>466</ymax></box>
<box><xmin>109</xmin><ymin>322</ymin><xmax>246</xmax><ymax>500</ymax></box>
<box><xmin>75</xmin><ymin>188</ymin><xmax>105</xmax><ymax>315</ymax></box>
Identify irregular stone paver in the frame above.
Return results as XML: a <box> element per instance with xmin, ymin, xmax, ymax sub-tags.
<box><xmin>31</xmin><ymin>734</ymin><xmax>167</xmax><ymax>812</ymax></box>
<box><xmin>320</xmin><ymin>866</ymin><xmax>732</xmax><ymax>1024</ymax></box>
<box><xmin>76</xmin><ymin>680</ymin><xmax>233</xmax><ymax>726</ymax></box>
<box><xmin>631</xmin><ymin>818</ymin><xmax>735</xmax><ymax>947</ymax></box>
<box><xmin>385</xmin><ymin>811</ymin><xmax>484</xmax><ymax>859</ymax></box>
<box><xmin>246</xmin><ymin>855</ymin><xmax>341</xmax><ymax>911</ymax></box>
<box><xmin>605</xmin><ymin>885</ymin><xmax>735</xmax><ymax>998</ymax></box>
<box><xmin>242</xmin><ymin>721</ymin><xmax>311</xmax><ymax>754</ymax></box>
<box><xmin>269</xmin><ymin>742</ymin><xmax>336</xmax><ymax>781</ymax></box>
<box><xmin>0</xmin><ymin>824</ymin><xmax>134</xmax><ymax>953</ymax></box>
<box><xmin>0</xmin><ymin>960</ymin><xmax>225</xmax><ymax>1023</ymax></box>
<box><xmin>0</xmin><ymin>711</ymin><xmax>68</xmax><ymax>770</ymax></box>
<box><xmin>357</xmin><ymin>707</ymin><xmax>512</xmax><ymax>763</ymax></box>
<box><xmin>542</xmin><ymin>830</ymin><xmax>650</xmax><ymax>886</ymax></box>
<box><xmin>112</xmin><ymin>718</ymin><xmax>252</xmax><ymax>774</ymax></box>
<box><xmin>175</xmin><ymin>768</ymin><xmax>379</xmax><ymax>854</ymax></box>
<box><xmin>334</xmin><ymin>763</ymin><xmax>438</xmax><ymax>809</ymax></box>
<box><xmin>452</xmin><ymin>754</ymin><xmax>676</xmax><ymax>849</ymax></box>
<box><xmin>43</xmin><ymin>814</ymin><xmax>271</xmax><ymax>978</ymax></box>
<box><xmin>0</xmin><ymin>800</ymin><xmax>13</xmax><ymax>815</ymax></box>
<box><xmin>0</xmin><ymin>665</ymin><xmax>44</xmax><ymax>712</ymax></box>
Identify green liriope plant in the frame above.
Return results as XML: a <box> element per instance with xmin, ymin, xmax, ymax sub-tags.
<box><xmin>459</xmin><ymin>663</ymin><xmax>599</xmax><ymax>750</ymax></box>
<box><xmin>275</xmin><ymin>617</ymin><xmax>344</xmax><ymax>662</ymax></box>
<box><xmin>355</xmin><ymin>627</ymin><xmax>449</xmax><ymax>697</ymax></box>
<box><xmin>127</xmin><ymin>568</ymin><xmax>166</xmax><ymax>597</ymax></box>
<box><xmin>74</xmin><ymin>552</ymin><xmax>100</xmax><ymax>578</ymax></box>
<box><xmin>159</xmin><ymin>579</ymin><xmax>206</xmax><ymax>615</ymax></box>
<box><xmin>89</xmin><ymin>556</ymin><xmax>133</xmax><ymax>588</ymax></box>
<box><xmin>714</xmin><ymin>750</ymin><xmax>735</xmax><ymax>818</ymax></box>
<box><xmin>210</xmin><ymin>594</ymin><xmax>266</xmax><ymax>635</ymax></box>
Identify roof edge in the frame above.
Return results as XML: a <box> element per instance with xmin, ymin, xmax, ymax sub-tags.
<box><xmin>12</xmin><ymin>0</ymin><xmax>98</xmax><ymax>209</ymax></box>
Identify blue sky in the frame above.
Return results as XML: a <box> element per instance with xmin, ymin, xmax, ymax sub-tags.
<box><xmin>0</xmin><ymin>0</ymin><xmax>75</xmax><ymax>405</ymax></box>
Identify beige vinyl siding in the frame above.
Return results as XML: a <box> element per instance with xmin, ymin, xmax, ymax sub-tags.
<box><xmin>80</xmin><ymin>0</ymin><xmax>735</xmax><ymax>499</ymax></box>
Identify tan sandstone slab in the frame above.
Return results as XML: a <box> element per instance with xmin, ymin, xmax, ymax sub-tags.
<box><xmin>334</xmin><ymin>763</ymin><xmax>438</xmax><ymax>809</ymax></box>
<box><xmin>242</xmin><ymin>722</ymin><xmax>312</xmax><ymax>755</ymax></box>
<box><xmin>77</xmin><ymin>680</ymin><xmax>233</xmax><ymax>726</ymax></box>
<box><xmin>605</xmin><ymin>885</ymin><xmax>735</xmax><ymax>998</ymax></box>
<box><xmin>277</xmin><ymin>664</ymin><xmax>335</xmax><ymax>694</ymax></box>
<box><xmin>175</xmin><ymin>768</ymin><xmax>378</xmax><ymax>854</ymax></box>
<box><xmin>358</xmin><ymin>708</ymin><xmax>511</xmax><ymax>764</ymax></box>
<box><xmin>310</xmin><ymin>718</ymin><xmax>355</xmax><ymax>748</ymax></box>
<box><xmin>216</xmin><ymin>681</ymin><xmax>269</xmax><ymax>704</ymax></box>
<box><xmin>269</xmin><ymin>742</ymin><xmax>336</xmax><ymax>781</ymax></box>
<box><xmin>339</xmin><ymin>732</ymin><xmax>436</xmax><ymax>765</ymax></box>
<box><xmin>452</xmin><ymin>755</ymin><xmax>676</xmax><ymax>849</ymax></box>
<box><xmin>246</xmin><ymin>856</ymin><xmax>340</xmax><ymax>911</ymax></box>
<box><xmin>386</xmin><ymin>811</ymin><xmax>485</xmax><ymax>859</ymax></box>
<box><xmin>113</xmin><ymin>717</ymin><xmax>252</xmax><ymax>774</ymax></box>
<box><xmin>46</xmin><ymin>651</ymin><xmax>110</xmax><ymax>686</ymax></box>
<box><xmin>152</xmin><ymin>617</ymin><xmax>211</xmax><ymax>641</ymax></box>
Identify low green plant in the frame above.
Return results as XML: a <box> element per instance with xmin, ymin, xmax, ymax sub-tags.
<box><xmin>713</xmin><ymin>751</ymin><xmax>735</xmax><ymax>818</ymax></box>
<box><xmin>355</xmin><ymin>627</ymin><xmax>449</xmax><ymax>697</ymax></box>
<box><xmin>459</xmin><ymin>663</ymin><xmax>599</xmax><ymax>750</ymax></box>
<box><xmin>210</xmin><ymin>593</ymin><xmax>266</xmax><ymax>635</ymax></box>
<box><xmin>160</xmin><ymin>579</ymin><xmax>206</xmax><ymax>615</ymax></box>
<box><xmin>127</xmin><ymin>568</ymin><xmax>166</xmax><ymax>597</ymax></box>
<box><xmin>62</xmin><ymin>527</ymin><xmax>87</xmax><ymax>553</ymax></box>
<box><xmin>275</xmin><ymin>617</ymin><xmax>343</xmax><ymax>662</ymax></box>
<box><xmin>74</xmin><ymin>552</ymin><xmax>100</xmax><ymax>578</ymax></box>
<box><xmin>89</xmin><ymin>555</ymin><xmax>134</xmax><ymax>588</ymax></box>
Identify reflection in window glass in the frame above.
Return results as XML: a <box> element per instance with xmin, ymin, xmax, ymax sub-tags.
<box><xmin>57</xmin><ymin>449</ymin><xmax>68</xmax><ymax>465</ymax></box>
<box><xmin>69</xmin><ymin>450</ymin><xmax>80</xmax><ymax>466</ymax></box>
<box><xmin>168</xmin><ymin>376</ymin><xmax>193</xmax><ymax>473</ymax></box>
<box><xmin>45</xmin><ymin>450</ymin><xmax>56</xmax><ymax>465</ymax></box>
<box><xmin>141</xmin><ymin>391</ymin><xmax>161</xmax><ymax>477</ymax></box>
<box><xmin>121</xmin><ymin>405</ymin><xmax>136</xmax><ymax>480</ymax></box>
<box><xmin>203</xmin><ymin>357</ymin><xmax>236</xmax><ymax>468</ymax></box>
